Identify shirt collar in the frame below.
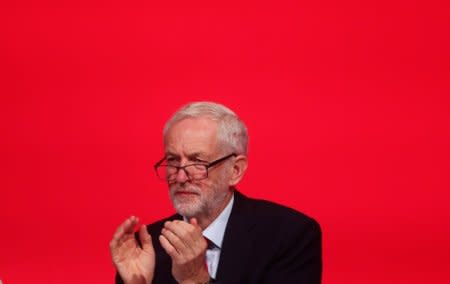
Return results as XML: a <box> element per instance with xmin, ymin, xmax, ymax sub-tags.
<box><xmin>202</xmin><ymin>193</ymin><xmax>234</xmax><ymax>249</ymax></box>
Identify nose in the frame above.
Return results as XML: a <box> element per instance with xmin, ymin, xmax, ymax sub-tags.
<box><xmin>175</xmin><ymin>167</ymin><xmax>190</xmax><ymax>183</ymax></box>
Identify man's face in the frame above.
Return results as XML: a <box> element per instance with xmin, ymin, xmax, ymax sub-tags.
<box><xmin>164</xmin><ymin>117</ymin><xmax>232</xmax><ymax>219</ymax></box>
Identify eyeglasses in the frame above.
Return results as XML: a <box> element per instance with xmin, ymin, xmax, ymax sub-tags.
<box><xmin>154</xmin><ymin>153</ymin><xmax>236</xmax><ymax>182</ymax></box>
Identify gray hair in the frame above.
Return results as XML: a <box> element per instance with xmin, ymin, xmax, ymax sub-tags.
<box><xmin>163</xmin><ymin>102</ymin><xmax>248</xmax><ymax>155</ymax></box>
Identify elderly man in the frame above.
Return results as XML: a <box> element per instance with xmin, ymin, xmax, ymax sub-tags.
<box><xmin>110</xmin><ymin>102</ymin><xmax>322</xmax><ymax>284</ymax></box>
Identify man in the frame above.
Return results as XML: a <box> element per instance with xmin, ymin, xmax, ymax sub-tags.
<box><xmin>110</xmin><ymin>102</ymin><xmax>322</xmax><ymax>284</ymax></box>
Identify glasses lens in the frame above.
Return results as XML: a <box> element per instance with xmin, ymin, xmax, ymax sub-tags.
<box><xmin>156</xmin><ymin>165</ymin><xmax>175</xmax><ymax>180</ymax></box>
<box><xmin>185</xmin><ymin>164</ymin><xmax>208</xmax><ymax>180</ymax></box>
<box><xmin>156</xmin><ymin>164</ymin><xmax>208</xmax><ymax>181</ymax></box>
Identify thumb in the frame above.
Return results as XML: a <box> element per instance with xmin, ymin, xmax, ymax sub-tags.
<box><xmin>189</xmin><ymin>217</ymin><xmax>201</xmax><ymax>229</ymax></box>
<box><xmin>139</xmin><ymin>224</ymin><xmax>154</xmax><ymax>253</ymax></box>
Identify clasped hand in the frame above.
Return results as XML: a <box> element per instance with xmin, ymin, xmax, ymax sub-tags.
<box><xmin>110</xmin><ymin>216</ymin><xmax>210</xmax><ymax>284</ymax></box>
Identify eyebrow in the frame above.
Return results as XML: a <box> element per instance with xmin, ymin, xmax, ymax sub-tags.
<box><xmin>164</xmin><ymin>151</ymin><xmax>209</xmax><ymax>161</ymax></box>
<box><xmin>187</xmin><ymin>152</ymin><xmax>209</xmax><ymax>161</ymax></box>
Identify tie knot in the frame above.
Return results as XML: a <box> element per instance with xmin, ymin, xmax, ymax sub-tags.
<box><xmin>204</xmin><ymin>237</ymin><xmax>217</xmax><ymax>249</ymax></box>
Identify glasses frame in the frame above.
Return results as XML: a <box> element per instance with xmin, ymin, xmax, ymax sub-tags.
<box><xmin>154</xmin><ymin>153</ymin><xmax>237</xmax><ymax>182</ymax></box>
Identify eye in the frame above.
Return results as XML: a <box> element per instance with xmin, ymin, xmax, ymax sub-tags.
<box><xmin>165</xmin><ymin>157</ymin><xmax>180</xmax><ymax>165</ymax></box>
<box><xmin>193</xmin><ymin>158</ymin><xmax>208</xmax><ymax>164</ymax></box>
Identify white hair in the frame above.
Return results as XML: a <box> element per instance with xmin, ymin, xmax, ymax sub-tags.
<box><xmin>163</xmin><ymin>102</ymin><xmax>248</xmax><ymax>155</ymax></box>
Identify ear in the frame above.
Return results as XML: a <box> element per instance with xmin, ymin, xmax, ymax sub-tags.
<box><xmin>228</xmin><ymin>155</ymin><xmax>248</xmax><ymax>187</ymax></box>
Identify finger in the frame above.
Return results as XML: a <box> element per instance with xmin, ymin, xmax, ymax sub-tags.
<box><xmin>161</xmin><ymin>227</ymin><xmax>190</xmax><ymax>256</ymax></box>
<box><xmin>159</xmin><ymin>234</ymin><xmax>180</xmax><ymax>260</ymax></box>
<box><xmin>111</xmin><ymin>216</ymin><xmax>139</xmax><ymax>247</ymax></box>
<box><xmin>189</xmin><ymin>217</ymin><xmax>201</xmax><ymax>229</ymax></box>
<box><xmin>188</xmin><ymin>218</ymin><xmax>208</xmax><ymax>250</ymax></box>
<box><xmin>116</xmin><ymin>216</ymin><xmax>139</xmax><ymax>237</ymax></box>
<box><xmin>187</xmin><ymin>218</ymin><xmax>207</xmax><ymax>247</ymax></box>
<box><xmin>165</xmin><ymin>220</ymin><xmax>207</xmax><ymax>255</ymax></box>
<box><xmin>164</xmin><ymin>220</ymin><xmax>197</xmax><ymax>245</ymax></box>
<box><xmin>139</xmin><ymin>224</ymin><xmax>154</xmax><ymax>253</ymax></box>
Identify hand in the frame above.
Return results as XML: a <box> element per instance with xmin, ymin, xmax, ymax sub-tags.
<box><xmin>159</xmin><ymin>218</ymin><xmax>210</xmax><ymax>284</ymax></box>
<box><xmin>110</xmin><ymin>216</ymin><xmax>156</xmax><ymax>284</ymax></box>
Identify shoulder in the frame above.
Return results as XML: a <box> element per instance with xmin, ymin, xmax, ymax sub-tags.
<box><xmin>235</xmin><ymin>192</ymin><xmax>321</xmax><ymax>238</ymax></box>
<box><xmin>236</xmin><ymin>194</ymin><xmax>323</xmax><ymax>282</ymax></box>
<box><xmin>243</xmin><ymin>195</ymin><xmax>322</xmax><ymax>258</ymax></box>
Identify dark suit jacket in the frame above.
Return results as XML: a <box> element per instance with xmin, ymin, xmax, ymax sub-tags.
<box><xmin>116</xmin><ymin>190</ymin><xmax>322</xmax><ymax>284</ymax></box>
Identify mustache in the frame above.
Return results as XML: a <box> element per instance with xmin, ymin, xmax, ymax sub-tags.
<box><xmin>170</xmin><ymin>184</ymin><xmax>202</xmax><ymax>194</ymax></box>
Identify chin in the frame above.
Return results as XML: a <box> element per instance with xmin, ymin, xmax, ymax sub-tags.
<box><xmin>173</xmin><ymin>200</ymin><xmax>204</xmax><ymax>218</ymax></box>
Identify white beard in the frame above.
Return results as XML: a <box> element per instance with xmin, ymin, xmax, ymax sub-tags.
<box><xmin>169</xmin><ymin>180</ymin><xmax>229</xmax><ymax>219</ymax></box>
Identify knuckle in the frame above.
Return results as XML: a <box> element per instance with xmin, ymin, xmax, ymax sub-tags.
<box><xmin>179</xmin><ymin>230</ymin><xmax>188</xmax><ymax>239</ymax></box>
<box><xmin>187</xmin><ymin>226</ymin><xmax>195</xmax><ymax>234</ymax></box>
<box><xmin>165</xmin><ymin>246</ymin><xmax>175</xmax><ymax>255</ymax></box>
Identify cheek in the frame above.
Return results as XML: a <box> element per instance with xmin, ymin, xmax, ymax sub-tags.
<box><xmin>194</xmin><ymin>180</ymin><xmax>220</xmax><ymax>198</ymax></box>
<box><xmin>196</xmin><ymin>180</ymin><xmax>213</xmax><ymax>194</ymax></box>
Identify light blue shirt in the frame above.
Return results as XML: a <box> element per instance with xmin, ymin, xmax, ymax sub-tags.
<box><xmin>184</xmin><ymin>193</ymin><xmax>233</xmax><ymax>279</ymax></box>
<box><xmin>182</xmin><ymin>193</ymin><xmax>234</xmax><ymax>278</ymax></box>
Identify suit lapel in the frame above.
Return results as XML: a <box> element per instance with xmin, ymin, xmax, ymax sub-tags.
<box><xmin>215</xmin><ymin>191</ymin><xmax>256</xmax><ymax>283</ymax></box>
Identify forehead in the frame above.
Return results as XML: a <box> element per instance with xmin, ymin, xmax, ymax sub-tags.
<box><xmin>164</xmin><ymin>117</ymin><xmax>219</xmax><ymax>158</ymax></box>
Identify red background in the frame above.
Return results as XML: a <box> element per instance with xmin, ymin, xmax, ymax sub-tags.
<box><xmin>1</xmin><ymin>0</ymin><xmax>449</xmax><ymax>283</ymax></box>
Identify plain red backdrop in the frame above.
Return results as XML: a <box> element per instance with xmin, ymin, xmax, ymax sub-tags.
<box><xmin>1</xmin><ymin>0</ymin><xmax>449</xmax><ymax>283</ymax></box>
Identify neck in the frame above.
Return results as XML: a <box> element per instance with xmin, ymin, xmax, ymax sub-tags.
<box><xmin>196</xmin><ymin>191</ymin><xmax>233</xmax><ymax>230</ymax></box>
